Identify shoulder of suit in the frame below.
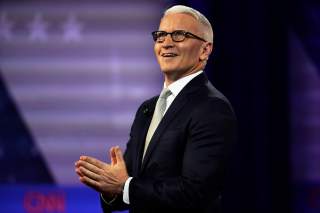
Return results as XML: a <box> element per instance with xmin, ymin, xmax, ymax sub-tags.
<box><xmin>192</xmin><ymin>96</ymin><xmax>235</xmax><ymax>118</ymax></box>
<box><xmin>135</xmin><ymin>96</ymin><xmax>158</xmax><ymax>114</ymax></box>
<box><xmin>188</xmin><ymin>82</ymin><xmax>234</xmax><ymax>115</ymax></box>
<box><xmin>140</xmin><ymin>96</ymin><xmax>158</xmax><ymax>107</ymax></box>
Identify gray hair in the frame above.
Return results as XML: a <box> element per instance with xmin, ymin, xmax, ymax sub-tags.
<box><xmin>164</xmin><ymin>5</ymin><xmax>214</xmax><ymax>43</ymax></box>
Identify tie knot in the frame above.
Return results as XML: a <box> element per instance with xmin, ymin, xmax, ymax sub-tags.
<box><xmin>159</xmin><ymin>88</ymin><xmax>171</xmax><ymax>99</ymax></box>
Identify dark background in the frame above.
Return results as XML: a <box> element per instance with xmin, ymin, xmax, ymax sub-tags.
<box><xmin>172</xmin><ymin>0</ymin><xmax>319</xmax><ymax>212</ymax></box>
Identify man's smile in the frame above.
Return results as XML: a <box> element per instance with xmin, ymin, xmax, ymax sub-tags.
<box><xmin>161</xmin><ymin>52</ymin><xmax>178</xmax><ymax>57</ymax></box>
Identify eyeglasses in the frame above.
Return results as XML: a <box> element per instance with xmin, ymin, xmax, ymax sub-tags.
<box><xmin>152</xmin><ymin>30</ymin><xmax>206</xmax><ymax>43</ymax></box>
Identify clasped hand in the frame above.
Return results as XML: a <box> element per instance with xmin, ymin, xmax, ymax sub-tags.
<box><xmin>75</xmin><ymin>146</ymin><xmax>129</xmax><ymax>196</ymax></box>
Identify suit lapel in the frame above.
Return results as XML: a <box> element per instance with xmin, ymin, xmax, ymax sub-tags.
<box><xmin>139</xmin><ymin>73</ymin><xmax>208</xmax><ymax>173</ymax></box>
<box><xmin>140</xmin><ymin>92</ymin><xmax>188</xmax><ymax>172</ymax></box>
<box><xmin>134</xmin><ymin>100</ymin><xmax>156</xmax><ymax>175</ymax></box>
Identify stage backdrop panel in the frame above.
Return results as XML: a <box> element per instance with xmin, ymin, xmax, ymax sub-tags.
<box><xmin>290</xmin><ymin>1</ymin><xmax>320</xmax><ymax>212</ymax></box>
<box><xmin>0</xmin><ymin>0</ymin><xmax>165</xmax><ymax>212</ymax></box>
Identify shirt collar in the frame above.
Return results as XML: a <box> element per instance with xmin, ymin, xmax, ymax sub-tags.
<box><xmin>164</xmin><ymin>70</ymin><xmax>203</xmax><ymax>97</ymax></box>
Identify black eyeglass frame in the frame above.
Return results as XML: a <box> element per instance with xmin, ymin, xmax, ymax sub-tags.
<box><xmin>152</xmin><ymin>30</ymin><xmax>207</xmax><ymax>43</ymax></box>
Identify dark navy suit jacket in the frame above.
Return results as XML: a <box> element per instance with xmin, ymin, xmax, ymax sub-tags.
<box><xmin>101</xmin><ymin>73</ymin><xmax>237</xmax><ymax>213</ymax></box>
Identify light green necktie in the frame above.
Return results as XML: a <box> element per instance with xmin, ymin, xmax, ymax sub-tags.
<box><xmin>143</xmin><ymin>88</ymin><xmax>172</xmax><ymax>159</ymax></box>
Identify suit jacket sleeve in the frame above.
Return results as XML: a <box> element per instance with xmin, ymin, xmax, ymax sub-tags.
<box><xmin>100</xmin><ymin>102</ymin><xmax>148</xmax><ymax>213</ymax></box>
<box><xmin>129</xmin><ymin>98</ymin><xmax>236</xmax><ymax>211</ymax></box>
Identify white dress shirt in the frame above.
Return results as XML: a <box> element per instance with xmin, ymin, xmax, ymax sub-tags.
<box><xmin>123</xmin><ymin>70</ymin><xmax>203</xmax><ymax>204</ymax></box>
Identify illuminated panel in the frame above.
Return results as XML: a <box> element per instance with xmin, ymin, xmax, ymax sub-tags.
<box><xmin>0</xmin><ymin>0</ymin><xmax>164</xmax><ymax>185</ymax></box>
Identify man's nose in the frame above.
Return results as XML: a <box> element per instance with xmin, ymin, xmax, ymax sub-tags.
<box><xmin>161</xmin><ymin>34</ymin><xmax>174</xmax><ymax>48</ymax></box>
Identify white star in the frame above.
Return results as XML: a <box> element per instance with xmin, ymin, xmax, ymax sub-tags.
<box><xmin>0</xmin><ymin>13</ymin><xmax>13</xmax><ymax>41</ymax></box>
<box><xmin>62</xmin><ymin>14</ymin><xmax>83</xmax><ymax>42</ymax></box>
<box><xmin>28</xmin><ymin>14</ymin><xmax>48</xmax><ymax>42</ymax></box>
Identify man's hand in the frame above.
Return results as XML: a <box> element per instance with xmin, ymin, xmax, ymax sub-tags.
<box><xmin>75</xmin><ymin>146</ymin><xmax>129</xmax><ymax>195</ymax></box>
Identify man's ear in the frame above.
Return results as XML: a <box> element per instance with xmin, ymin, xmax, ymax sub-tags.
<box><xmin>200</xmin><ymin>42</ymin><xmax>213</xmax><ymax>61</ymax></box>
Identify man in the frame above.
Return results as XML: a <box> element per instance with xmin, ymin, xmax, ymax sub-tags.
<box><xmin>75</xmin><ymin>5</ymin><xmax>236</xmax><ymax>213</ymax></box>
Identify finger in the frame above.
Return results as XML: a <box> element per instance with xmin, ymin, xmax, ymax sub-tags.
<box><xmin>75</xmin><ymin>167</ymin><xmax>84</xmax><ymax>177</ymax></box>
<box><xmin>80</xmin><ymin>156</ymin><xmax>106</xmax><ymax>169</ymax></box>
<box><xmin>75</xmin><ymin>160</ymin><xmax>81</xmax><ymax>168</ymax></box>
<box><xmin>109</xmin><ymin>147</ymin><xmax>117</xmax><ymax>165</ymax></box>
<box><xmin>75</xmin><ymin>161</ymin><xmax>84</xmax><ymax>177</ymax></box>
<box><xmin>79</xmin><ymin>166</ymin><xmax>100</xmax><ymax>181</ymax></box>
<box><xmin>79</xmin><ymin>175</ymin><xmax>99</xmax><ymax>190</ymax></box>
<box><xmin>115</xmin><ymin>146</ymin><xmax>124</xmax><ymax>163</ymax></box>
<box><xmin>78</xmin><ymin>159</ymin><xmax>104</xmax><ymax>174</ymax></box>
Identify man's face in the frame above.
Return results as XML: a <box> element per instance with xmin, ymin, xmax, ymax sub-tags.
<box><xmin>154</xmin><ymin>13</ymin><xmax>207</xmax><ymax>80</ymax></box>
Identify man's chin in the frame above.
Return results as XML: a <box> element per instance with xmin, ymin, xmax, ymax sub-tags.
<box><xmin>160</xmin><ymin>67</ymin><xmax>178</xmax><ymax>74</ymax></box>
<box><xmin>161</xmin><ymin>69</ymin><xmax>183</xmax><ymax>82</ymax></box>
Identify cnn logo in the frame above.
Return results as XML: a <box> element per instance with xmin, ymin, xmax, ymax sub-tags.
<box><xmin>23</xmin><ymin>191</ymin><xmax>65</xmax><ymax>213</ymax></box>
